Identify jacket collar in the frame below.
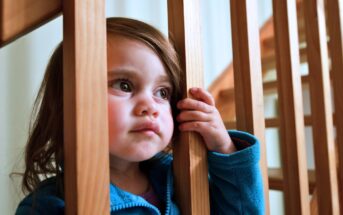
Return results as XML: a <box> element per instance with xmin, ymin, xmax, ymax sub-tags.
<box><xmin>109</xmin><ymin>153</ymin><xmax>174</xmax><ymax>213</ymax></box>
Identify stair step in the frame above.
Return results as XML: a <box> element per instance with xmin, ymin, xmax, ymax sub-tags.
<box><xmin>224</xmin><ymin>113</ymin><xmax>336</xmax><ymax>129</ymax></box>
<box><xmin>218</xmin><ymin>75</ymin><xmax>310</xmax><ymax>99</ymax></box>
<box><xmin>268</xmin><ymin>168</ymin><xmax>316</xmax><ymax>194</ymax></box>
<box><xmin>224</xmin><ymin>115</ymin><xmax>312</xmax><ymax>129</ymax></box>
<box><xmin>262</xmin><ymin>28</ymin><xmax>307</xmax><ymax>51</ymax></box>
<box><xmin>262</xmin><ymin>47</ymin><xmax>307</xmax><ymax>71</ymax></box>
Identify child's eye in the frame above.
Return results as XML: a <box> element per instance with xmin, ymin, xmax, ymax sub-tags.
<box><xmin>110</xmin><ymin>79</ymin><xmax>133</xmax><ymax>92</ymax></box>
<box><xmin>156</xmin><ymin>88</ymin><xmax>170</xmax><ymax>100</ymax></box>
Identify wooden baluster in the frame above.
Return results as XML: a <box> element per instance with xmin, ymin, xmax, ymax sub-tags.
<box><xmin>230</xmin><ymin>0</ymin><xmax>269</xmax><ymax>214</ymax></box>
<box><xmin>303</xmin><ymin>0</ymin><xmax>340</xmax><ymax>214</ymax></box>
<box><xmin>168</xmin><ymin>0</ymin><xmax>210</xmax><ymax>214</ymax></box>
<box><xmin>326</xmin><ymin>0</ymin><xmax>343</xmax><ymax>213</ymax></box>
<box><xmin>63</xmin><ymin>0</ymin><xmax>110</xmax><ymax>214</ymax></box>
<box><xmin>272</xmin><ymin>0</ymin><xmax>310</xmax><ymax>214</ymax></box>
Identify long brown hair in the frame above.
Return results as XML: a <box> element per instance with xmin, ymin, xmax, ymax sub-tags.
<box><xmin>22</xmin><ymin>17</ymin><xmax>182</xmax><ymax>193</ymax></box>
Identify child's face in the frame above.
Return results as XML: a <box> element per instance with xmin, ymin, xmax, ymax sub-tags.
<box><xmin>107</xmin><ymin>35</ymin><xmax>174</xmax><ymax>164</ymax></box>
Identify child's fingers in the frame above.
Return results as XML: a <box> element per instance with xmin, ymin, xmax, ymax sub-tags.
<box><xmin>177</xmin><ymin>98</ymin><xmax>214</xmax><ymax>113</ymax></box>
<box><xmin>177</xmin><ymin>110</ymin><xmax>210</xmax><ymax>122</ymax></box>
<box><xmin>189</xmin><ymin>87</ymin><xmax>215</xmax><ymax>106</ymax></box>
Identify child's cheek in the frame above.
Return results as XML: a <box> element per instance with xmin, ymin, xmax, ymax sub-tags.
<box><xmin>160</xmin><ymin>106</ymin><xmax>174</xmax><ymax>142</ymax></box>
<box><xmin>107</xmin><ymin>96</ymin><xmax>125</xmax><ymax>137</ymax></box>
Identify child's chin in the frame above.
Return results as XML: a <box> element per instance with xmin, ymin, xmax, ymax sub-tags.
<box><xmin>130</xmin><ymin>152</ymin><xmax>159</xmax><ymax>162</ymax></box>
<box><xmin>131</xmin><ymin>142</ymin><xmax>167</xmax><ymax>160</ymax></box>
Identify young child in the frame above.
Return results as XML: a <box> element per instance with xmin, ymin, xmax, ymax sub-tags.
<box><xmin>16</xmin><ymin>17</ymin><xmax>264</xmax><ymax>214</ymax></box>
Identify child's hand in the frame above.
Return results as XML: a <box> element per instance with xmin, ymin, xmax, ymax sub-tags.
<box><xmin>176</xmin><ymin>87</ymin><xmax>236</xmax><ymax>154</ymax></box>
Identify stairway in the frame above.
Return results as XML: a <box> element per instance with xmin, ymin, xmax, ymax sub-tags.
<box><xmin>208</xmin><ymin>1</ymin><xmax>319</xmax><ymax>213</ymax></box>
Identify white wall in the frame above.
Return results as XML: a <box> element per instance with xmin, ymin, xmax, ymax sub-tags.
<box><xmin>1</xmin><ymin>0</ymin><xmax>304</xmax><ymax>214</ymax></box>
<box><xmin>0</xmin><ymin>17</ymin><xmax>63</xmax><ymax>213</ymax></box>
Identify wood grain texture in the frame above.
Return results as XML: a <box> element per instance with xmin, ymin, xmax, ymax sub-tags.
<box><xmin>272</xmin><ymin>0</ymin><xmax>310</xmax><ymax>214</ymax></box>
<box><xmin>303</xmin><ymin>0</ymin><xmax>340</xmax><ymax>214</ymax></box>
<box><xmin>167</xmin><ymin>0</ymin><xmax>210</xmax><ymax>214</ymax></box>
<box><xmin>0</xmin><ymin>0</ymin><xmax>61</xmax><ymax>47</ymax></box>
<box><xmin>326</xmin><ymin>0</ymin><xmax>343</xmax><ymax>213</ymax></box>
<box><xmin>230</xmin><ymin>0</ymin><xmax>269</xmax><ymax>214</ymax></box>
<box><xmin>63</xmin><ymin>0</ymin><xmax>109</xmax><ymax>214</ymax></box>
<box><xmin>310</xmin><ymin>189</ymin><xmax>319</xmax><ymax>215</ymax></box>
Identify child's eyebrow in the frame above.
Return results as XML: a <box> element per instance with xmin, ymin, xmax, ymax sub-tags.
<box><xmin>157</xmin><ymin>75</ymin><xmax>172</xmax><ymax>85</ymax></box>
<box><xmin>108</xmin><ymin>69</ymin><xmax>172</xmax><ymax>86</ymax></box>
<box><xmin>108</xmin><ymin>69</ymin><xmax>137</xmax><ymax>79</ymax></box>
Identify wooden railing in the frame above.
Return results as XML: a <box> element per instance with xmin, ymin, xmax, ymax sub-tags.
<box><xmin>303</xmin><ymin>0</ymin><xmax>340</xmax><ymax>214</ymax></box>
<box><xmin>2</xmin><ymin>0</ymin><xmax>342</xmax><ymax>214</ymax></box>
<box><xmin>230</xmin><ymin>1</ymin><xmax>269</xmax><ymax>213</ymax></box>
<box><xmin>326</xmin><ymin>0</ymin><xmax>343</xmax><ymax>212</ymax></box>
<box><xmin>268</xmin><ymin>3</ymin><xmax>309</xmax><ymax>213</ymax></box>
<box><xmin>168</xmin><ymin>1</ymin><xmax>210</xmax><ymax>214</ymax></box>
<box><xmin>0</xmin><ymin>0</ymin><xmax>61</xmax><ymax>47</ymax></box>
<box><xmin>62</xmin><ymin>0</ymin><xmax>109</xmax><ymax>213</ymax></box>
<box><xmin>209</xmin><ymin>0</ymin><xmax>343</xmax><ymax>214</ymax></box>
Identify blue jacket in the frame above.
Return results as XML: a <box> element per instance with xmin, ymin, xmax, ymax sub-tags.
<box><xmin>16</xmin><ymin>130</ymin><xmax>264</xmax><ymax>214</ymax></box>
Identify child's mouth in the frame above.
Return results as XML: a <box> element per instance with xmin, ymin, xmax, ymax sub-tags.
<box><xmin>131</xmin><ymin>121</ymin><xmax>160</xmax><ymax>136</ymax></box>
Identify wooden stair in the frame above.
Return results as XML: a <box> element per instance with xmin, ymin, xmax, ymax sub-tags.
<box><xmin>208</xmin><ymin>0</ymin><xmax>323</xmax><ymax>213</ymax></box>
<box><xmin>268</xmin><ymin>168</ymin><xmax>316</xmax><ymax>194</ymax></box>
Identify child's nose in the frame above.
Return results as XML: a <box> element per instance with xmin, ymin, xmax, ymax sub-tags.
<box><xmin>134</xmin><ymin>94</ymin><xmax>159</xmax><ymax>118</ymax></box>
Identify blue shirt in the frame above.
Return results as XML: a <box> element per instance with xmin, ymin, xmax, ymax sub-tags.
<box><xmin>16</xmin><ymin>130</ymin><xmax>264</xmax><ymax>214</ymax></box>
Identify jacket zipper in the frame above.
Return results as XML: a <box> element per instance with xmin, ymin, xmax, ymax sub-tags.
<box><xmin>164</xmin><ymin>167</ymin><xmax>172</xmax><ymax>215</ymax></box>
<box><xmin>111</xmin><ymin>201</ymin><xmax>161</xmax><ymax>214</ymax></box>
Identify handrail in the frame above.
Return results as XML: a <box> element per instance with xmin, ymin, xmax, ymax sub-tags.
<box><xmin>0</xmin><ymin>0</ymin><xmax>61</xmax><ymax>48</ymax></box>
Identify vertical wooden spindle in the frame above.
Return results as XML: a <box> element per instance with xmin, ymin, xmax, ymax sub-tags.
<box><xmin>168</xmin><ymin>0</ymin><xmax>210</xmax><ymax>214</ymax></box>
<box><xmin>303</xmin><ymin>0</ymin><xmax>340</xmax><ymax>214</ymax></box>
<box><xmin>63</xmin><ymin>0</ymin><xmax>110</xmax><ymax>214</ymax></box>
<box><xmin>272</xmin><ymin>0</ymin><xmax>310</xmax><ymax>214</ymax></box>
<box><xmin>230</xmin><ymin>0</ymin><xmax>269</xmax><ymax>214</ymax></box>
<box><xmin>326</xmin><ymin>0</ymin><xmax>343</xmax><ymax>213</ymax></box>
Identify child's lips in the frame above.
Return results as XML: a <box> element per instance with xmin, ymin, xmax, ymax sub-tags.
<box><xmin>131</xmin><ymin>121</ymin><xmax>160</xmax><ymax>135</ymax></box>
